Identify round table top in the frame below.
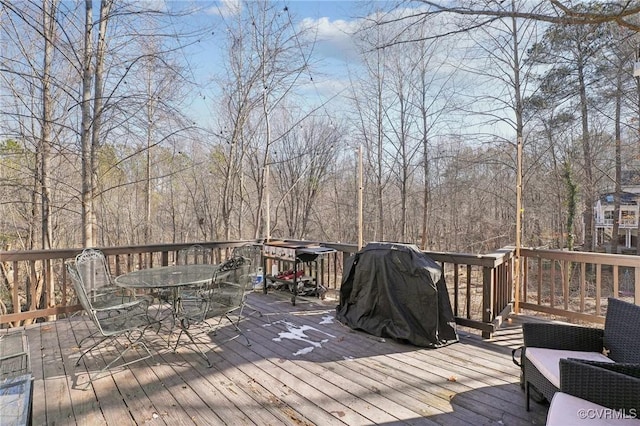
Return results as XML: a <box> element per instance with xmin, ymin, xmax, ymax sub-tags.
<box><xmin>114</xmin><ymin>264</ymin><xmax>218</xmax><ymax>289</ymax></box>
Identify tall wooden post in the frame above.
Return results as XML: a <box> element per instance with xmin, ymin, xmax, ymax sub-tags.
<box><xmin>515</xmin><ymin>136</ymin><xmax>523</xmax><ymax>313</ymax></box>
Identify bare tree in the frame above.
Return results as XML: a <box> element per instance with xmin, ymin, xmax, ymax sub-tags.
<box><xmin>213</xmin><ymin>0</ymin><xmax>315</xmax><ymax>240</ymax></box>
<box><xmin>350</xmin><ymin>20</ymin><xmax>391</xmax><ymax>241</ymax></box>
<box><xmin>270</xmin><ymin>115</ymin><xmax>341</xmax><ymax>238</ymax></box>
<box><xmin>378</xmin><ymin>1</ymin><xmax>640</xmax><ymax>41</ymax></box>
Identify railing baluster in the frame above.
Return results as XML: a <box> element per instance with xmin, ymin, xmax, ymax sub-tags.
<box><xmin>466</xmin><ymin>265</ymin><xmax>471</xmax><ymax>320</ymax></box>
<box><xmin>580</xmin><ymin>262</ymin><xmax>586</xmax><ymax>312</ymax></box>
<box><xmin>453</xmin><ymin>264</ymin><xmax>459</xmax><ymax>317</ymax></box>
<box><xmin>596</xmin><ymin>263</ymin><xmax>602</xmax><ymax>316</ymax></box>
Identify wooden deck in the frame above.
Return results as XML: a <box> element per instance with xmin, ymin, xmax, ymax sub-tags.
<box><xmin>3</xmin><ymin>292</ymin><xmax>548</xmax><ymax>425</ymax></box>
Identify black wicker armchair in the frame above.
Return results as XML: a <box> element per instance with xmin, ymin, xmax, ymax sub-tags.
<box><xmin>520</xmin><ymin>297</ymin><xmax>640</xmax><ymax>411</ymax></box>
<box><xmin>546</xmin><ymin>359</ymin><xmax>640</xmax><ymax>425</ymax></box>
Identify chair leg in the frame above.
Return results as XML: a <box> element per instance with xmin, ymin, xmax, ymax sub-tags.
<box><xmin>76</xmin><ymin>333</ymin><xmax>154</xmax><ymax>390</ymax></box>
<box><xmin>208</xmin><ymin>313</ymin><xmax>251</xmax><ymax>346</ymax></box>
<box><xmin>76</xmin><ymin>336</ymin><xmax>109</xmax><ymax>366</ymax></box>
<box><xmin>525</xmin><ymin>381</ymin><xmax>530</xmax><ymax>411</ymax></box>
<box><xmin>226</xmin><ymin>313</ymin><xmax>251</xmax><ymax>346</ymax></box>
<box><xmin>78</xmin><ymin>329</ymin><xmax>101</xmax><ymax>348</ymax></box>
<box><xmin>174</xmin><ymin>319</ymin><xmax>212</xmax><ymax>368</ymax></box>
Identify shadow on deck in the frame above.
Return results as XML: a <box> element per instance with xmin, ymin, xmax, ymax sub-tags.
<box><xmin>8</xmin><ymin>292</ymin><xmax>548</xmax><ymax>425</ymax></box>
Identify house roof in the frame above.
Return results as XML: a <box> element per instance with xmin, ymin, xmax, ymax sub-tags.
<box><xmin>599</xmin><ymin>192</ymin><xmax>638</xmax><ymax>205</ymax></box>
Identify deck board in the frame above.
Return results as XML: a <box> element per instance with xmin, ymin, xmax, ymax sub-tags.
<box><xmin>3</xmin><ymin>292</ymin><xmax>549</xmax><ymax>425</ymax></box>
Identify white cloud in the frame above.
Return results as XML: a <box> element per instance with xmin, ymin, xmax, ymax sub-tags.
<box><xmin>299</xmin><ymin>16</ymin><xmax>362</xmax><ymax>63</ymax></box>
<box><xmin>206</xmin><ymin>0</ymin><xmax>242</xmax><ymax>17</ymax></box>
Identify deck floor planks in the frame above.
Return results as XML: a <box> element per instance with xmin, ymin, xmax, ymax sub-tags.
<box><xmin>125</xmin><ymin>342</ymin><xmax>208</xmax><ymax>426</ymax></box>
<box><xmin>205</xmin><ymin>344</ymin><xmax>318</xmax><ymax>426</ymax></box>
<box><xmin>201</xmin><ymin>332</ymin><xmax>321</xmax><ymax>426</ymax></box>
<box><xmin>68</xmin><ymin>314</ymin><xmax>141</xmax><ymax>425</ymax></box>
<box><xmin>132</xmin><ymin>340</ymin><xmax>226</xmax><ymax>426</ymax></box>
<box><xmin>245</xmin><ymin>294</ymin><xmax>528</xmax><ymax>424</ymax></box>
<box><xmin>241</xmin><ymin>298</ymin><xmax>425</xmax><ymax>424</ymax></box>
<box><xmin>110</xmin><ymin>350</ymin><xmax>170</xmax><ymax>425</ymax></box>
<box><xmin>155</xmin><ymin>336</ymin><xmax>257</xmax><ymax>426</ymax></box>
<box><xmin>7</xmin><ymin>292</ymin><xmax>551</xmax><ymax>425</ymax></box>
<box><xmin>54</xmin><ymin>317</ymin><xmax>106</xmax><ymax>426</ymax></box>
<box><xmin>233</xmin><ymin>316</ymin><xmax>417</xmax><ymax>425</ymax></box>
<box><xmin>245</xmin><ymin>301</ymin><xmax>491</xmax><ymax>426</ymax></box>
<box><xmin>162</xmin><ymin>328</ymin><xmax>285</xmax><ymax>425</ymax></box>
<box><xmin>220</xmin><ymin>335</ymin><xmax>369</xmax><ymax>425</ymax></box>
<box><xmin>242</xmin><ymin>309</ymin><xmax>447</xmax><ymax>423</ymax></box>
<box><xmin>164</xmin><ymin>344</ymin><xmax>285</xmax><ymax>426</ymax></box>
<box><xmin>39</xmin><ymin>320</ymin><xmax>76</xmax><ymax>424</ymax></box>
<box><xmin>402</xmin><ymin>341</ymin><xmax>534</xmax><ymax>410</ymax></box>
<box><xmin>392</xmin><ymin>349</ymin><xmax>525</xmax><ymax>406</ymax></box>
<box><xmin>376</xmin><ymin>345</ymin><xmax>534</xmax><ymax>424</ymax></box>
<box><xmin>128</xmin><ymin>337</ymin><xmax>227</xmax><ymax>426</ymax></box>
<box><xmin>23</xmin><ymin>324</ymin><xmax>47</xmax><ymax>426</ymax></box>
<box><xmin>210</xmin><ymin>325</ymin><xmax>358</xmax><ymax>426</ymax></box>
<box><xmin>249</xmin><ymin>318</ymin><xmax>473</xmax><ymax>425</ymax></box>
<box><xmin>250</xmin><ymin>306</ymin><xmax>460</xmax><ymax>420</ymax></box>
<box><xmin>124</xmin><ymin>357</ymin><xmax>197</xmax><ymax>426</ymax></box>
<box><xmin>251</xmin><ymin>294</ymin><xmax>547</xmax><ymax>425</ymax></box>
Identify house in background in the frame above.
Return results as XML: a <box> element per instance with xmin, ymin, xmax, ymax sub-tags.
<box><xmin>594</xmin><ymin>171</ymin><xmax>640</xmax><ymax>252</ymax></box>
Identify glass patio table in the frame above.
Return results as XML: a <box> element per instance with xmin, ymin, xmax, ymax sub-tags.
<box><xmin>115</xmin><ymin>264</ymin><xmax>219</xmax><ymax>320</ymax></box>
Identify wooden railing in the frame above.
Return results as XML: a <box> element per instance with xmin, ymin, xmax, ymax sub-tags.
<box><xmin>519</xmin><ymin>248</ymin><xmax>640</xmax><ymax>324</ymax></box>
<box><xmin>1</xmin><ymin>240</ymin><xmax>515</xmax><ymax>338</ymax></box>
<box><xmin>0</xmin><ymin>241</ymin><xmax>256</xmax><ymax>326</ymax></box>
<box><xmin>427</xmin><ymin>248</ymin><xmax>514</xmax><ymax>338</ymax></box>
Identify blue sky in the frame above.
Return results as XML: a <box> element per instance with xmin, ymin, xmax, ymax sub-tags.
<box><xmin>182</xmin><ymin>0</ymin><xmax>378</xmax><ymax>126</ymax></box>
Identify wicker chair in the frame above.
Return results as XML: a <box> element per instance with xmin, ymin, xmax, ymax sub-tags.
<box><xmin>521</xmin><ymin>297</ymin><xmax>640</xmax><ymax>411</ymax></box>
<box><xmin>546</xmin><ymin>359</ymin><xmax>640</xmax><ymax>425</ymax></box>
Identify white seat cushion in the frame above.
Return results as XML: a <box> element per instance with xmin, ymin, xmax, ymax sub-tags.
<box><xmin>525</xmin><ymin>347</ymin><xmax>613</xmax><ymax>388</ymax></box>
<box><xmin>547</xmin><ymin>392</ymin><xmax>640</xmax><ymax>425</ymax></box>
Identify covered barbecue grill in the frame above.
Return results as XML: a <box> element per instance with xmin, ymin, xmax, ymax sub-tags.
<box><xmin>336</xmin><ymin>242</ymin><xmax>458</xmax><ymax>348</ymax></box>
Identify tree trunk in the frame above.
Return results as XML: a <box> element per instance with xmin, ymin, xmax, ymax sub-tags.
<box><xmin>90</xmin><ymin>0</ymin><xmax>112</xmax><ymax>246</ymax></box>
<box><xmin>611</xmin><ymin>71</ymin><xmax>622</xmax><ymax>252</ymax></box>
<box><xmin>42</xmin><ymin>0</ymin><xmax>57</xmax><ymax>318</ymax></box>
<box><xmin>577</xmin><ymin>58</ymin><xmax>594</xmax><ymax>250</ymax></box>
<box><xmin>81</xmin><ymin>0</ymin><xmax>94</xmax><ymax>247</ymax></box>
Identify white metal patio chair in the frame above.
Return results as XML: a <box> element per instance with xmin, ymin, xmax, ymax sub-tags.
<box><xmin>73</xmin><ymin>248</ymin><xmax>149</xmax><ymax>345</ymax></box>
<box><xmin>172</xmin><ymin>256</ymin><xmax>252</xmax><ymax>367</ymax></box>
<box><xmin>178</xmin><ymin>244</ymin><xmax>213</xmax><ymax>265</ymax></box>
<box><xmin>67</xmin><ymin>261</ymin><xmax>157</xmax><ymax>388</ymax></box>
<box><xmin>74</xmin><ymin>248</ymin><xmax>127</xmax><ymax>307</ymax></box>
<box><xmin>150</xmin><ymin>245</ymin><xmax>215</xmax><ymax>312</ymax></box>
<box><xmin>231</xmin><ymin>244</ymin><xmax>265</xmax><ymax>321</ymax></box>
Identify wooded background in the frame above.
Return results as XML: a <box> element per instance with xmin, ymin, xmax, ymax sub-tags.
<box><xmin>1</xmin><ymin>0</ymin><xmax>639</xmax><ymax>254</ymax></box>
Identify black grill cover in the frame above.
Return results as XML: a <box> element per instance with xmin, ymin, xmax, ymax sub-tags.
<box><xmin>336</xmin><ymin>242</ymin><xmax>458</xmax><ymax>348</ymax></box>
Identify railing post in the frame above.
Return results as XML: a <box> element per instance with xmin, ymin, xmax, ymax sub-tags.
<box><xmin>482</xmin><ymin>265</ymin><xmax>494</xmax><ymax>339</ymax></box>
<box><xmin>45</xmin><ymin>259</ymin><xmax>55</xmax><ymax>322</ymax></box>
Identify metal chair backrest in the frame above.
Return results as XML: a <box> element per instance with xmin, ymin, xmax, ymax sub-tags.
<box><xmin>66</xmin><ymin>261</ymin><xmax>154</xmax><ymax>384</ymax></box>
<box><xmin>203</xmin><ymin>256</ymin><xmax>252</xmax><ymax>318</ymax></box>
<box><xmin>67</xmin><ymin>262</ymin><xmax>100</xmax><ymax>329</ymax></box>
<box><xmin>177</xmin><ymin>245</ymin><xmax>212</xmax><ymax>265</ymax></box>
<box><xmin>232</xmin><ymin>244</ymin><xmax>261</xmax><ymax>270</ymax></box>
<box><xmin>74</xmin><ymin>249</ymin><xmax>115</xmax><ymax>301</ymax></box>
